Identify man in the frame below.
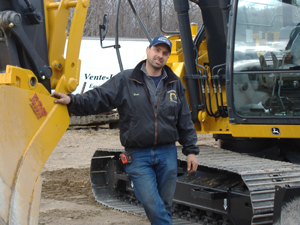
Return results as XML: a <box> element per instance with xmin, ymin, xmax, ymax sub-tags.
<box><xmin>51</xmin><ymin>36</ymin><xmax>199</xmax><ymax>225</ymax></box>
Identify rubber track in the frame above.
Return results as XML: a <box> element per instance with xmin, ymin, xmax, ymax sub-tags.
<box><xmin>92</xmin><ymin>188</ymin><xmax>199</xmax><ymax>224</ymax></box>
<box><xmin>92</xmin><ymin>146</ymin><xmax>300</xmax><ymax>224</ymax></box>
<box><xmin>177</xmin><ymin>145</ymin><xmax>300</xmax><ymax>225</ymax></box>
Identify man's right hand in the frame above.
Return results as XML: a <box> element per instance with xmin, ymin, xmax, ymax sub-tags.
<box><xmin>50</xmin><ymin>92</ymin><xmax>71</xmax><ymax>105</ymax></box>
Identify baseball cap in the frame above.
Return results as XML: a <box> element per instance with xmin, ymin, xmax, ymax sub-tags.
<box><xmin>149</xmin><ymin>36</ymin><xmax>172</xmax><ymax>52</ymax></box>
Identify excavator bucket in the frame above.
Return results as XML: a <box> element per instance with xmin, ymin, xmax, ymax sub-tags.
<box><xmin>273</xmin><ymin>185</ymin><xmax>300</xmax><ymax>225</ymax></box>
<box><xmin>0</xmin><ymin>0</ymin><xmax>89</xmax><ymax>223</ymax></box>
<box><xmin>0</xmin><ymin>83</ymin><xmax>69</xmax><ymax>225</ymax></box>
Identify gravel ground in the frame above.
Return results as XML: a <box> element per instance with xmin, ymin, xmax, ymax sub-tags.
<box><xmin>39</xmin><ymin>125</ymin><xmax>217</xmax><ymax>225</ymax></box>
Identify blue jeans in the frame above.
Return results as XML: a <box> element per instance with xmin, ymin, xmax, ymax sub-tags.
<box><xmin>125</xmin><ymin>143</ymin><xmax>178</xmax><ymax>225</ymax></box>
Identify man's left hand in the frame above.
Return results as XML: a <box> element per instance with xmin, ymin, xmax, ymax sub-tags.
<box><xmin>187</xmin><ymin>154</ymin><xmax>198</xmax><ymax>173</ymax></box>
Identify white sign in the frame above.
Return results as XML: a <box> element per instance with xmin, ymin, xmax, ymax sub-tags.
<box><xmin>72</xmin><ymin>37</ymin><xmax>149</xmax><ymax>94</ymax></box>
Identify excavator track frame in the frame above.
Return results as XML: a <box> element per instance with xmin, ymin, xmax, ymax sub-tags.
<box><xmin>90</xmin><ymin>146</ymin><xmax>300</xmax><ymax>225</ymax></box>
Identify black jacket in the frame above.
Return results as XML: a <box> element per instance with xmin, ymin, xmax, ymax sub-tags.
<box><xmin>68</xmin><ymin>60</ymin><xmax>199</xmax><ymax>156</ymax></box>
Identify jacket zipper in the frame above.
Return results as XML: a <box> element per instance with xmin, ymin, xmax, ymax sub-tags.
<box><xmin>154</xmin><ymin>80</ymin><xmax>177</xmax><ymax>146</ymax></box>
<box><xmin>130</xmin><ymin>77</ymin><xmax>177</xmax><ymax>147</ymax></box>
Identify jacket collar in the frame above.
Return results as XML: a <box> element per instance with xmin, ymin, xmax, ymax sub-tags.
<box><xmin>129</xmin><ymin>60</ymin><xmax>178</xmax><ymax>84</ymax></box>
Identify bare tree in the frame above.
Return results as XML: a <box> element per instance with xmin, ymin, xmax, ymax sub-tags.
<box><xmin>79</xmin><ymin>0</ymin><xmax>202</xmax><ymax>38</ymax></box>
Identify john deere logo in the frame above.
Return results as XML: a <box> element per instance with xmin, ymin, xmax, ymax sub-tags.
<box><xmin>271</xmin><ymin>127</ymin><xmax>280</xmax><ymax>135</ymax></box>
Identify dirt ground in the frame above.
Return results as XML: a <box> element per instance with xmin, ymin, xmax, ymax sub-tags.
<box><xmin>38</xmin><ymin>125</ymin><xmax>218</xmax><ymax>225</ymax></box>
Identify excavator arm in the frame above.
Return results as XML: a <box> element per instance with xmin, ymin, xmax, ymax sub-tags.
<box><xmin>0</xmin><ymin>1</ymin><xmax>89</xmax><ymax>224</ymax></box>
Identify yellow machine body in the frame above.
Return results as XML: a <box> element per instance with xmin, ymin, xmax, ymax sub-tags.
<box><xmin>167</xmin><ymin>24</ymin><xmax>300</xmax><ymax>139</ymax></box>
<box><xmin>0</xmin><ymin>0</ymin><xmax>89</xmax><ymax>224</ymax></box>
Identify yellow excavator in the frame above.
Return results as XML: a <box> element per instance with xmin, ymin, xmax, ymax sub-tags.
<box><xmin>1</xmin><ymin>0</ymin><xmax>300</xmax><ymax>224</ymax></box>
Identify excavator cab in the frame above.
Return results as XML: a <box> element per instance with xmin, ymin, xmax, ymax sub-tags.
<box><xmin>229</xmin><ymin>0</ymin><xmax>300</xmax><ymax>123</ymax></box>
<box><xmin>183</xmin><ymin>0</ymin><xmax>300</xmax><ymax>156</ymax></box>
<box><xmin>220</xmin><ymin>0</ymin><xmax>300</xmax><ymax>158</ymax></box>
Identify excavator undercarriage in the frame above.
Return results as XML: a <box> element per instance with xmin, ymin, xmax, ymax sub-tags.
<box><xmin>90</xmin><ymin>146</ymin><xmax>300</xmax><ymax>225</ymax></box>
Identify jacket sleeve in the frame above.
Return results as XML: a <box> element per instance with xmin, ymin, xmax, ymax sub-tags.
<box><xmin>177</xmin><ymin>83</ymin><xmax>200</xmax><ymax>156</ymax></box>
<box><xmin>67</xmin><ymin>73</ymin><xmax>124</xmax><ymax>116</ymax></box>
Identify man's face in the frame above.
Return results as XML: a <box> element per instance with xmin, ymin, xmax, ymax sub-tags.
<box><xmin>146</xmin><ymin>44</ymin><xmax>170</xmax><ymax>70</ymax></box>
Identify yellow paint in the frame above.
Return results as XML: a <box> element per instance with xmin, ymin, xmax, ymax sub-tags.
<box><xmin>45</xmin><ymin>0</ymin><xmax>90</xmax><ymax>93</ymax></box>
<box><xmin>0</xmin><ymin>86</ymin><xmax>69</xmax><ymax>224</ymax></box>
<box><xmin>231</xmin><ymin>124</ymin><xmax>300</xmax><ymax>139</ymax></box>
<box><xmin>191</xmin><ymin>23</ymin><xmax>198</xmax><ymax>37</ymax></box>
<box><xmin>0</xmin><ymin>0</ymin><xmax>90</xmax><ymax>224</ymax></box>
<box><xmin>166</xmin><ymin>29</ymin><xmax>300</xmax><ymax>140</ymax></box>
<box><xmin>0</xmin><ymin>65</ymin><xmax>49</xmax><ymax>95</ymax></box>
